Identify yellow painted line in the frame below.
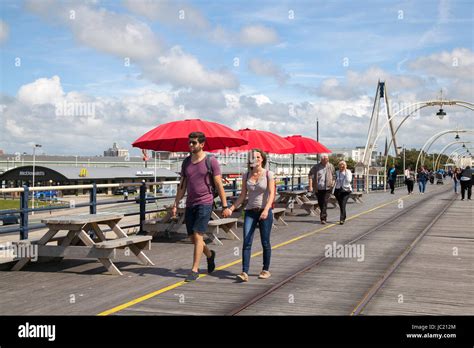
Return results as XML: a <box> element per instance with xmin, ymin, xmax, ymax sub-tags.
<box><xmin>98</xmin><ymin>195</ymin><xmax>408</xmax><ymax>316</ymax></box>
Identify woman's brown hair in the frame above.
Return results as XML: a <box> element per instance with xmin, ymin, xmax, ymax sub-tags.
<box><xmin>248</xmin><ymin>148</ymin><xmax>267</xmax><ymax>170</ymax></box>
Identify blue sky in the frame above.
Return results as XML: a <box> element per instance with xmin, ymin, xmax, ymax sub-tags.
<box><xmin>0</xmin><ymin>0</ymin><xmax>473</xmax><ymax>155</ymax></box>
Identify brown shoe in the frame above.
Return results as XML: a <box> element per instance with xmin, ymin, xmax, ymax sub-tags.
<box><xmin>236</xmin><ymin>272</ymin><xmax>249</xmax><ymax>282</ymax></box>
<box><xmin>258</xmin><ymin>270</ymin><xmax>271</xmax><ymax>279</ymax></box>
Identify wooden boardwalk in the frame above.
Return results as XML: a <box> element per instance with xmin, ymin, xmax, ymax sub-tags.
<box><xmin>362</xmin><ymin>199</ymin><xmax>474</xmax><ymax>315</ymax></box>
<box><xmin>0</xmin><ymin>184</ymin><xmax>471</xmax><ymax>316</ymax></box>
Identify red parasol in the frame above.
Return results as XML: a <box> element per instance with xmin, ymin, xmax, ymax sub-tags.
<box><xmin>210</xmin><ymin>128</ymin><xmax>295</xmax><ymax>154</ymax></box>
<box><xmin>277</xmin><ymin>135</ymin><xmax>332</xmax><ymax>190</ymax></box>
<box><xmin>132</xmin><ymin>119</ymin><xmax>248</xmax><ymax>152</ymax></box>
<box><xmin>277</xmin><ymin>135</ymin><xmax>331</xmax><ymax>154</ymax></box>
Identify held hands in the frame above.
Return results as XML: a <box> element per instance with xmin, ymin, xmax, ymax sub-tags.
<box><xmin>222</xmin><ymin>208</ymin><xmax>232</xmax><ymax>218</ymax></box>
<box><xmin>171</xmin><ymin>205</ymin><xmax>177</xmax><ymax>218</ymax></box>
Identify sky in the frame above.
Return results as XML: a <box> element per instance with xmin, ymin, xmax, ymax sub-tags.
<box><xmin>0</xmin><ymin>0</ymin><xmax>473</xmax><ymax>157</ymax></box>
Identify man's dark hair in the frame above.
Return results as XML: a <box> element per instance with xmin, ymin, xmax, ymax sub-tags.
<box><xmin>188</xmin><ymin>132</ymin><xmax>206</xmax><ymax>144</ymax></box>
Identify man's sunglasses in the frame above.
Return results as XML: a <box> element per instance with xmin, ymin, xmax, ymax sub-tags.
<box><xmin>189</xmin><ymin>140</ymin><xmax>199</xmax><ymax>145</ymax></box>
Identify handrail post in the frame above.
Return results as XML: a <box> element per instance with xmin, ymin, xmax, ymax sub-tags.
<box><xmin>139</xmin><ymin>180</ymin><xmax>146</xmax><ymax>234</ymax></box>
<box><xmin>90</xmin><ymin>182</ymin><xmax>97</xmax><ymax>214</ymax></box>
<box><xmin>232</xmin><ymin>179</ymin><xmax>237</xmax><ymax>197</ymax></box>
<box><xmin>20</xmin><ymin>185</ymin><xmax>29</xmax><ymax>240</ymax></box>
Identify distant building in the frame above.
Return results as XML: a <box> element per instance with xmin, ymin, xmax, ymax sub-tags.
<box><xmin>352</xmin><ymin>146</ymin><xmax>378</xmax><ymax>166</ymax></box>
<box><xmin>104</xmin><ymin>143</ymin><xmax>129</xmax><ymax>157</ymax></box>
<box><xmin>0</xmin><ymin>149</ymin><xmax>4</xmax><ymax>155</ymax></box>
<box><xmin>329</xmin><ymin>148</ymin><xmax>352</xmax><ymax>160</ymax></box>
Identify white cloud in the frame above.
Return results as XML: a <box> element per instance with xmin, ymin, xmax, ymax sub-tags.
<box><xmin>407</xmin><ymin>48</ymin><xmax>474</xmax><ymax>80</ymax></box>
<box><xmin>314</xmin><ymin>66</ymin><xmax>425</xmax><ymax>100</ymax></box>
<box><xmin>0</xmin><ymin>19</ymin><xmax>8</xmax><ymax>44</ymax></box>
<box><xmin>24</xmin><ymin>0</ymin><xmax>237</xmax><ymax>91</ymax></box>
<box><xmin>71</xmin><ymin>6</ymin><xmax>164</xmax><ymax>60</ymax></box>
<box><xmin>141</xmin><ymin>46</ymin><xmax>238</xmax><ymax>90</ymax></box>
<box><xmin>123</xmin><ymin>0</ymin><xmax>210</xmax><ymax>31</ymax></box>
<box><xmin>239</xmin><ymin>25</ymin><xmax>279</xmax><ymax>45</ymax></box>
<box><xmin>2</xmin><ymin>74</ymin><xmax>473</xmax><ymax>155</ymax></box>
<box><xmin>17</xmin><ymin>76</ymin><xmax>65</xmax><ymax>105</ymax></box>
<box><xmin>248</xmin><ymin>58</ymin><xmax>289</xmax><ymax>84</ymax></box>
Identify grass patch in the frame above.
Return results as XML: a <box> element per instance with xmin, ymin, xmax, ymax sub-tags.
<box><xmin>0</xmin><ymin>199</ymin><xmax>67</xmax><ymax>211</ymax></box>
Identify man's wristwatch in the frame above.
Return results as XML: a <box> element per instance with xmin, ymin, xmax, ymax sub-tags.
<box><xmin>222</xmin><ymin>205</ymin><xmax>228</xmax><ymax>209</ymax></box>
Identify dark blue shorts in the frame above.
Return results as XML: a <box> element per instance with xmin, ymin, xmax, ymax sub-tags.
<box><xmin>185</xmin><ymin>204</ymin><xmax>213</xmax><ymax>235</ymax></box>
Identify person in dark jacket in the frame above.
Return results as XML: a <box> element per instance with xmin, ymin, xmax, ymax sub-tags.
<box><xmin>417</xmin><ymin>167</ymin><xmax>428</xmax><ymax>194</ymax></box>
<box><xmin>460</xmin><ymin>166</ymin><xmax>472</xmax><ymax>200</ymax></box>
<box><xmin>388</xmin><ymin>165</ymin><xmax>397</xmax><ymax>194</ymax></box>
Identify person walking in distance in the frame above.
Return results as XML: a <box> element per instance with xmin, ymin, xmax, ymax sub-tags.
<box><xmin>308</xmin><ymin>154</ymin><xmax>336</xmax><ymax>224</ymax></box>
<box><xmin>172</xmin><ymin>132</ymin><xmax>231</xmax><ymax>282</ymax></box>
<box><xmin>459</xmin><ymin>166</ymin><xmax>473</xmax><ymax>201</ymax></box>
<box><xmin>334</xmin><ymin>161</ymin><xmax>352</xmax><ymax>225</ymax></box>
<box><xmin>388</xmin><ymin>164</ymin><xmax>397</xmax><ymax>194</ymax></box>
<box><xmin>226</xmin><ymin>149</ymin><xmax>275</xmax><ymax>282</ymax></box>
<box><xmin>404</xmin><ymin>166</ymin><xmax>415</xmax><ymax>194</ymax></box>
<box><xmin>417</xmin><ymin>166</ymin><xmax>428</xmax><ymax>194</ymax></box>
<box><xmin>453</xmin><ymin>167</ymin><xmax>460</xmax><ymax>194</ymax></box>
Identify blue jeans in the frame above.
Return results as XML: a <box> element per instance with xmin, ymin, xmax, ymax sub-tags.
<box><xmin>242</xmin><ymin>209</ymin><xmax>273</xmax><ymax>274</ymax></box>
<box><xmin>453</xmin><ymin>180</ymin><xmax>459</xmax><ymax>193</ymax></box>
<box><xmin>418</xmin><ymin>180</ymin><xmax>427</xmax><ymax>193</ymax></box>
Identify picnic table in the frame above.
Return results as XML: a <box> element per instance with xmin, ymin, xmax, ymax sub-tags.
<box><xmin>144</xmin><ymin>206</ymin><xmax>186</xmax><ymax>238</ymax></box>
<box><xmin>11</xmin><ymin>212</ymin><xmax>154</xmax><ymax>276</ymax></box>
<box><xmin>276</xmin><ymin>190</ymin><xmax>319</xmax><ymax>216</ymax></box>
<box><xmin>143</xmin><ymin>206</ymin><xmax>239</xmax><ymax>246</ymax></box>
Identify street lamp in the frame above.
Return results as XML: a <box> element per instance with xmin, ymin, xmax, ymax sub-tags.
<box><xmin>436</xmin><ymin>108</ymin><xmax>446</xmax><ymax>119</ymax></box>
<box><xmin>32</xmin><ymin>144</ymin><xmax>42</xmax><ymax>215</ymax></box>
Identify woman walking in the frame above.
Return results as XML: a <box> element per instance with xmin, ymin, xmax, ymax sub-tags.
<box><xmin>226</xmin><ymin>149</ymin><xmax>275</xmax><ymax>282</ymax></box>
<box><xmin>334</xmin><ymin>161</ymin><xmax>352</xmax><ymax>225</ymax></box>
<box><xmin>417</xmin><ymin>166</ymin><xmax>428</xmax><ymax>194</ymax></box>
<box><xmin>404</xmin><ymin>167</ymin><xmax>415</xmax><ymax>194</ymax></box>
<box><xmin>453</xmin><ymin>167</ymin><xmax>460</xmax><ymax>194</ymax></box>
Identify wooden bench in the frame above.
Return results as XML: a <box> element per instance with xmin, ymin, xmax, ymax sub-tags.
<box><xmin>295</xmin><ymin>195</ymin><xmax>320</xmax><ymax>216</ymax></box>
<box><xmin>328</xmin><ymin>195</ymin><xmax>338</xmax><ymax>207</ymax></box>
<box><xmin>272</xmin><ymin>207</ymin><xmax>288</xmax><ymax>226</ymax></box>
<box><xmin>144</xmin><ymin>210</ymin><xmax>239</xmax><ymax>246</ymax></box>
<box><xmin>11</xmin><ymin>213</ymin><xmax>154</xmax><ymax>276</ymax></box>
<box><xmin>206</xmin><ymin>212</ymin><xmax>239</xmax><ymax>246</ymax></box>
<box><xmin>350</xmin><ymin>192</ymin><xmax>364</xmax><ymax>203</ymax></box>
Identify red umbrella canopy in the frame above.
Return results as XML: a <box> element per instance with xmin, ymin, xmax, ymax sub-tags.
<box><xmin>277</xmin><ymin>135</ymin><xmax>331</xmax><ymax>154</ymax></box>
<box><xmin>132</xmin><ymin>119</ymin><xmax>248</xmax><ymax>152</ymax></box>
<box><xmin>210</xmin><ymin>128</ymin><xmax>295</xmax><ymax>154</ymax></box>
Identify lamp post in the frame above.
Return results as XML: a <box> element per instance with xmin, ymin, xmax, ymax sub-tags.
<box><xmin>153</xmin><ymin>151</ymin><xmax>157</xmax><ymax>196</ymax></box>
<box><xmin>32</xmin><ymin>144</ymin><xmax>42</xmax><ymax>215</ymax></box>
<box><xmin>403</xmin><ymin>145</ymin><xmax>406</xmax><ymax>172</ymax></box>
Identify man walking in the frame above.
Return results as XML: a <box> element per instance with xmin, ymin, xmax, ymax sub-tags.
<box><xmin>308</xmin><ymin>154</ymin><xmax>336</xmax><ymax>224</ymax></box>
<box><xmin>388</xmin><ymin>164</ymin><xmax>397</xmax><ymax>194</ymax></box>
<box><xmin>172</xmin><ymin>132</ymin><xmax>231</xmax><ymax>282</ymax></box>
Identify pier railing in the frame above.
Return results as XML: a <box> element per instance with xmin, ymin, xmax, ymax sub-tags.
<box><xmin>0</xmin><ymin>174</ymin><xmax>405</xmax><ymax>240</ymax></box>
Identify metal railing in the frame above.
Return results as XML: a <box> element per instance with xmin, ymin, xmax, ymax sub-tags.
<box><xmin>0</xmin><ymin>174</ymin><xmax>403</xmax><ymax>240</ymax></box>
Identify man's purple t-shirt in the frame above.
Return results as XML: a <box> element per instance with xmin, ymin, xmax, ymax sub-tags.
<box><xmin>181</xmin><ymin>155</ymin><xmax>221</xmax><ymax>207</ymax></box>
